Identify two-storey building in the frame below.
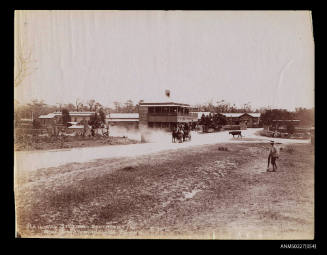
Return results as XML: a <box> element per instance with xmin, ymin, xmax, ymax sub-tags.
<box><xmin>139</xmin><ymin>102</ymin><xmax>198</xmax><ymax>130</ymax></box>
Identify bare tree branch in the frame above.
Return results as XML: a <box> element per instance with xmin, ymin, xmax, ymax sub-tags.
<box><xmin>14</xmin><ymin>47</ymin><xmax>38</xmax><ymax>87</ymax></box>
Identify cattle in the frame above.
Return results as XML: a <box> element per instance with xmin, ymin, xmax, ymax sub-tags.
<box><xmin>229</xmin><ymin>130</ymin><xmax>242</xmax><ymax>138</ymax></box>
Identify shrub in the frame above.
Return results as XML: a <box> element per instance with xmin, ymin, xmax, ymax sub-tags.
<box><xmin>286</xmin><ymin>124</ymin><xmax>295</xmax><ymax>134</ymax></box>
<box><xmin>285</xmin><ymin>146</ymin><xmax>295</xmax><ymax>154</ymax></box>
<box><xmin>32</xmin><ymin>119</ymin><xmax>41</xmax><ymax>129</ymax></box>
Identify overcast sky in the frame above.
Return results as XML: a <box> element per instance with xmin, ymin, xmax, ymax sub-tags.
<box><xmin>14</xmin><ymin>10</ymin><xmax>314</xmax><ymax>110</ymax></box>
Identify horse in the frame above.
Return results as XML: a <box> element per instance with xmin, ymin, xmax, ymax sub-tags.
<box><xmin>177</xmin><ymin>129</ymin><xmax>184</xmax><ymax>143</ymax></box>
<box><xmin>229</xmin><ymin>130</ymin><xmax>242</xmax><ymax>138</ymax></box>
<box><xmin>183</xmin><ymin>128</ymin><xmax>191</xmax><ymax>141</ymax></box>
<box><xmin>172</xmin><ymin>128</ymin><xmax>184</xmax><ymax>143</ymax></box>
<box><xmin>172</xmin><ymin>128</ymin><xmax>178</xmax><ymax>143</ymax></box>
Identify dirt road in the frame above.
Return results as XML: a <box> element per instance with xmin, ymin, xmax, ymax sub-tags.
<box><xmin>15</xmin><ymin>143</ymin><xmax>314</xmax><ymax>239</ymax></box>
<box><xmin>15</xmin><ymin>128</ymin><xmax>309</xmax><ymax>172</ymax></box>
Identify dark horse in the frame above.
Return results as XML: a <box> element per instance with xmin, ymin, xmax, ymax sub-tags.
<box><xmin>172</xmin><ymin>128</ymin><xmax>184</xmax><ymax>143</ymax></box>
<box><xmin>172</xmin><ymin>129</ymin><xmax>178</xmax><ymax>143</ymax></box>
<box><xmin>183</xmin><ymin>128</ymin><xmax>191</xmax><ymax>141</ymax></box>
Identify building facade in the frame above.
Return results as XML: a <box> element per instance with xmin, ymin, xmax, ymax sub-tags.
<box><xmin>38</xmin><ymin>112</ymin><xmax>95</xmax><ymax>127</ymax></box>
<box><xmin>106</xmin><ymin>113</ymin><xmax>139</xmax><ymax>129</ymax></box>
<box><xmin>221</xmin><ymin>113</ymin><xmax>261</xmax><ymax>128</ymax></box>
<box><xmin>139</xmin><ymin>102</ymin><xmax>198</xmax><ymax>130</ymax></box>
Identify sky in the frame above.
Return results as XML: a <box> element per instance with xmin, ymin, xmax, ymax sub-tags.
<box><xmin>14</xmin><ymin>10</ymin><xmax>314</xmax><ymax>111</ymax></box>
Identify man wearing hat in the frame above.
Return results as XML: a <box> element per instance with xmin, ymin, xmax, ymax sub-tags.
<box><xmin>267</xmin><ymin>140</ymin><xmax>279</xmax><ymax>172</ymax></box>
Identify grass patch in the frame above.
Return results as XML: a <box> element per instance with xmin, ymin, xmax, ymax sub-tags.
<box><xmin>48</xmin><ymin>188</ymin><xmax>89</xmax><ymax>207</ymax></box>
<box><xmin>284</xmin><ymin>145</ymin><xmax>295</xmax><ymax>154</ymax></box>
<box><xmin>120</xmin><ymin>166</ymin><xmax>138</xmax><ymax>172</ymax></box>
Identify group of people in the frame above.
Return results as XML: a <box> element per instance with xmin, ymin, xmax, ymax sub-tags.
<box><xmin>175</xmin><ymin>123</ymin><xmax>190</xmax><ymax>133</ymax></box>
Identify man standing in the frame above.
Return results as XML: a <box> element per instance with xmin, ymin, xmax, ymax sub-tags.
<box><xmin>267</xmin><ymin>141</ymin><xmax>279</xmax><ymax>172</ymax></box>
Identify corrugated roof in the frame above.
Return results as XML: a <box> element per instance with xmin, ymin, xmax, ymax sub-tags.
<box><xmin>221</xmin><ymin>113</ymin><xmax>244</xmax><ymax>118</ymax></box>
<box><xmin>53</xmin><ymin>111</ymin><xmax>95</xmax><ymax>116</ymax></box>
<box><xmin>107</xmin><ymin>113</ymin><xmax>139</xmax><ymax>119</ymax></box>
<box><xmin>39</xmin><ymin>113</ymin><xmax>56</xmax><ymax>119</ymax></box>
<box><xmin>68</xmin><ymin>125</ymin><xmax>90</xmax><ymax>129</ymax></box>
<box><xmin>247</xmin><ymin>113</ymin><xmax>261</xmax><ymax>118</ymax></box>
<box><xmin>39</xmin><ymin>112</ymin><xmax>95</xmax><ymax>119</ymax></box>
<box><xmin>221</xmin><ymin>113</ymin><xmax>261</xmax><ymax>118</ymax></box>
<box><xmin>108</xmin><ymin>119</ymin><xmax>139</xmax><ymax>122</ymax></box>
<box><xmin>140</xmin><ymin>102</ymin><xmax>190</xmax><ymax>107</ymax></box>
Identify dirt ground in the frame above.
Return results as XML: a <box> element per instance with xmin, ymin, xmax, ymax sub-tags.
<box><xmin>15</xmin><ymin>142</ymin><xmax>314</xmax><ymax>239</ymax></box>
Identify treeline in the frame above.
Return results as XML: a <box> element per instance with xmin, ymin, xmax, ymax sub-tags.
<box><xmin>198</xmin><ymin>113</ymin><xmax>228</xmax><ymax>131</ymax></box>
<box><xmin>15</xmin><ymin>99</ymin><xmax>257</xmax><ymax>121</ymax></box>
<box><xmin>195</xmin><ymin>100</ymin><xmax>314</xmax><ymax>127</ymax></box>
<box><xmin>194</xmin><ymin>100</ymin><xmax>258</xmax><ymax>113</ymax></box>
<box><xmin>14</xmin><ymin>99</ymin><xmax>314</xmax><ymax>128</ymax></box>
<box><xmin>261</xmin><ymin>108</ymin><xmax>314</xmax><ymax>126</ymax></box>
<box><xmin>14</xmin><ymin>99</ymin><xmax>144</xmax><ymax>121</ymax></box>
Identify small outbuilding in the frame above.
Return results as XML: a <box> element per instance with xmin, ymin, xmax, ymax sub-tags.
<box><xmin>106</xmin><ymin>113</ymin><xmax>139</xmax><ymax>130</ymax></box>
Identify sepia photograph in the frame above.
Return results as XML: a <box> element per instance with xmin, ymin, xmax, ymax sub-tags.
<box><xmin>14</xmin><ymin>10</ymin><xmax>315</xmax><ymax>239</ymax></box>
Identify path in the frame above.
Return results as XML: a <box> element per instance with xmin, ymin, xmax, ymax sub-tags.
<box><xmin>15</xmin><ymin>128</ymin><xmax>309</xmax><ymax>172</ymax></box>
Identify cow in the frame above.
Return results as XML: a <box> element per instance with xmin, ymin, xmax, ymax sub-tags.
<box><xmin>229</xmin><ymin>130</ymin><xmax>242</xmax><ymax>138</ymax></box>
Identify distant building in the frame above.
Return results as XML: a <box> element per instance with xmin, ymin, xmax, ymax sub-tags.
<box><xmin>106</xmin><ymin>113</ymin><xmax>139</xmax><ymax>129</ymax></box>
<box><xmin>38</xmin><ymin>112</ymin><xmax>95</xmax><ymax>126</ymax></box>
<box><xmin>67</xmin><ymin>124</ymin><xmax>91</xmax><ymax>135</ymax></box>
<box><xmin>38</xmin><ymin>113</ymin><xmax>59</xmax><ymax>126</ymax></box>
<box><xmin>221</xmin><ymin>112</ymin><xmax>261</xmax><ymax>128</ymax></box>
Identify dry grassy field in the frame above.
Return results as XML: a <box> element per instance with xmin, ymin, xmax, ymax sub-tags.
<box><xmin>14</xmin><ymin>135</ymin><xmax>140</xmax><ymax>151</ymax></box>
<box><xmin>15</xmin><ymin>143</ymin><xmax>314</xmax><ymax>239</ymax></box>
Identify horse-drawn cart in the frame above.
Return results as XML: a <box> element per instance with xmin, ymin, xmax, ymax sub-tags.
<box><xmin>172</xmin><ymin>127</ymin><xmax>191</xmax><ymax>143</ymax></box>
